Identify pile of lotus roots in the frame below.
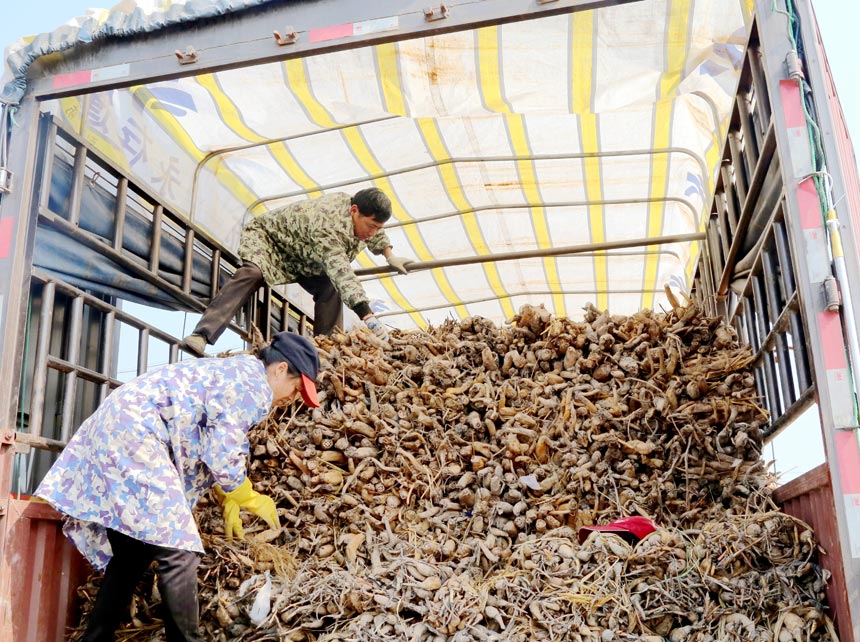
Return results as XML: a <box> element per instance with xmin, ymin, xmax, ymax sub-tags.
<box><xmin>71</xmin><ymin>302</ymin><xmax>837</xmax><ymax>642</ymax></box>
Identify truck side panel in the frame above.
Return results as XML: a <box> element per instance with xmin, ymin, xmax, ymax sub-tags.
<box><xmin>0</xmin><ymin>500</ymin><xmax>88</xmax><ymax>642</ymax></box>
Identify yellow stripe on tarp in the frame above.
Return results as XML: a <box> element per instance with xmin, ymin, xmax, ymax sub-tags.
<box><xmin>58</xmin><ymin>95</ymin><xmax>131</xmax><ymax>174</ymax></box>
<box><xmin>416</xmin><ymin>118</ymin><xmax>508</xmax><ymax>320</ymax></box>
<box><xmin>375</xmin><ymin>43</ymin><xmax>408</xmax><ymax>117</ymax></box>
<box><xmin>285</xmin><ymin>56</ymin><xmax>428</xmax><ymax>328</ymax></box>
<box><xmin>195</xmin><ymin>73</ymin><xmax>323</xmax><ymax>206</ymax></box>
<box><xmin>477</xmin><ymin>26</ymin><xmax>563</xmax><ymax>318</ymax></box>
<box><xmin>376</xmin><ymin>43</ymin><xmax>478</xmax><ymax>321</ymax></box>
<box><xmin>59</xmin><ymin>97</ymin><xmax>86</xmax><ymax>135</ymax></box>
<box><xmin>642</xmin><ymin>0</ymin><xmax>692</xmax><ymax>311</ymax></box>
<box><xmin>196</xmin><ymin>74</ymin><xmax>265</xmax><ymax>143</ymax></box>
<box><xmin>571</xmin><ymin>11</ymin><xmax>606</xmax><ymax>312</ymax></box>
<box><xmin>683</xmin><ymin>104</ymin><xmax>723</xmax><ymax>290</ymax></box>
<box><xmin>740</xmin><ymin>0</ymin><xmax>754</xmax><ymax>26</ymax></box>
<box><xmin>372</xmin><ymin>43</ymin><xmax>469</xmax><ymax>320</ymax></box>
<box><xmin>285</xmin><ymin>59</ymin><xmax>337</xmax><ymax>128</ymax></box>
<box><xmin>130</xmin><ymin>85</ymin><xmax>259</xmax><ymax>211</ymax></box>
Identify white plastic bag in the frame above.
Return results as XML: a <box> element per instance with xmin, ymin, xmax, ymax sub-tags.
<box><xmin>249</xmin><ymin>570</ymin><xmax>272</xmax><ymax>626</ymax></box>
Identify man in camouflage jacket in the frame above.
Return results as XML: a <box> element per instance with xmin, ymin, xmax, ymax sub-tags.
<box><xmin>183</xmin><ymin>188</ymin><xmax>411</xmax><ymax>354</ymax></box>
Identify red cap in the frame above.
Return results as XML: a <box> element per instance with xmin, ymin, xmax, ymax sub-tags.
<box><xmin>300</xmin><ymin>373</ymin><xmax>320</xmax><ymax>408</ymax></box>
<box><xmin>577</xmin><ymin>516</ymin><xmax>657</xmax><ymax>545</ymax></box>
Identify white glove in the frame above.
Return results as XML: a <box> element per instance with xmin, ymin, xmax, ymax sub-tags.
<box><xmin>364</xmin><ymin>314</ymin><xmax>389</xmax><ymax>340</ymax></box>
<box><xmin>386</xmin><ymin>255</ymin><xmax>412</xmax><ymax>275</ymax></box>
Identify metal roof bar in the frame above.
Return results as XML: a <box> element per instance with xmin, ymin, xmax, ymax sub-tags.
<box><xmin>384</xmin><ymin>196</ymin><xmax>700</xmax><ymax>229</ymax></box>
<box><xmin>248</xmin><ymin>147</ymin><xmax>709</xmax><ymax>213</ymax></box>
<box><xmin>189</xmin><ymin>115</ymin><xmax>400</xmax><ymax>217</ymax></box>
<box><xmin>376</xmin><ymin>287</ymin><xmax>666</xmax><ymax>318</ymax></box>
<box><xmin>354</xmin><ymin>232</ymin><xmax>706</xmax><ymax>276</ymax></box>
<box><xmin>24</xmin><ymin>0</ymin><xmax>641</xmax><ymax>101</ymax></box>
<box><xmin>358</xmin><ymin>249</ymin><xmax>681</xmax><ymax>283</ymax></box>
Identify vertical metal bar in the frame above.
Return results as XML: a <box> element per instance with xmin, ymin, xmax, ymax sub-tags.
<box><xmin>138</xmin><ymin>328</ymin><xmax>149</xmax><ymax>376</ymax></box>
<box><xmin>775</xmin><ymin>203</ymin><xmax>813</xmax><ymax>403</ymax></box>
<box><xmin>761</xmin><ymin>240</ymin><xmax>797</xmax><ymax>407</ymax></box>
<box><xmin>59</xmin><ymin>296</ymin><xmax>84</xmax><ymax>443</ymax></box>
<box><xmin>68</xmin><ymin>144</ymin><xmax>88</xmax><ymax>226</ymax></box>
<box><xmin>773</xmin><ymin>220</ymin><xmax>796</xmax><ymax>300</ymax></box>
<box><xmin>736</xmin><ymin>91</ymin><xmax>762</xmax><ymax>172</ymax></box>
<box><xmin>748</xmin><ymin>46</ymin><xmax>772</xmax><ymax>132</ymax></box>
<box><xmin>720</xmin><ymin>188</ymin><xmax>739</xmax><ymax>238</ymax></box>
<box><xmin>717</xmin><ymin>188</ymin><xmax>737</xmax><ymax>256</ymax></box>
<box><xmin>169</xmin><ymin>342</ymin><xmax>180</xmax><ymax>365</ymax></box>
<box><xmin>707</xmin><ymin>220</ymin><xmax>724</xmax><ymax>291</ymax></box>
<box><xmin>113</xmin><ymin>177</ymin><xmax>128</xmax><ymax>252</ymax></box>
<box><xmin>98</xmin><ymin>310</ymin><xmax>116</xmax><ymax>404</ymax></box>
<box><xmin>148</xmin><ymin>205</ymin><xmax>163</xmax><ymax>274</ymax></box>
<box><xmin>37</xmin><ymin>122</ymin><xmax>58</xmax><ymax>213</ymax></box>
<box><xmin>300</xmin><ymin>314</ymin><xmax>309</xmax><ymax>337</ymax></box>
<box><xmin>262</xmin><ymin>286</ymin><xmax>272</xmax><ymax>341</ymax></box>
<box><xmin>182</xmin><ymin>229</ymin><xmax>195</xmax><ymax>294</ymax></box>
<box><xmin>751</xmin><ymin>273</ymin><xmax>782</xmax><ymax>416</ymax></box>
<box><xmin>28</xmin><ymin>282</ymin><xmax>55</xmax><ymax>437</ymax></box>
<box><xmin>281</xmin><ymin>298</ymin><xmax>290</xmax><ymax>334</ymax></box>
<box><xmin>210</xmin><ymin>249</ymin><xmax>222</xmax><ymax>299</ymax></box>
<box><xmin>695</xmin><ymin>249</ymin><xmax>709</xmax><ymax>315</ymax></box>
<box><xmin>727</xmin><ymin>134</ymin><xmax>748</xmax><ymax>206</ymax></box>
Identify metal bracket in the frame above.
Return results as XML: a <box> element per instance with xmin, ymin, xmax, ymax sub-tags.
<box><xmin>0</xmin><ymin>430</ymin><xmax>29</xmax><ymax>455</ymax></box>
<box><xmin>424</xmin><ymin>4</ymin><xmax>449</xmax><ymax>21</ymax></box>
<box><xmin>174</xmin><ymin>46</ymin><xmax>198</xmax><ymax>65</ymax></box>
<box><xmin>0</xmin><ymin>167</ymin><xmax>11</xmax><ymax>194</ymax></box>
<box><xmin>274</xmin><ymin>27</ymin><xmax>298</xmax><ymax>46</ymax></box>
<box><xmin>824</xmin><ymin>275</ymin><xmax>841</xmax><ymax>311</ymax></box>
<box><xmin>785</xmin><ymin>51</ymin><xmax>804</xmax><ymax>82</ymax></box>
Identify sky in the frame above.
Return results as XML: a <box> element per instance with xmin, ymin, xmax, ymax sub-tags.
<box><xmin>1</xmin><ymin>1</ymin><xmax>858</xmax><ymax>480</ymax></box>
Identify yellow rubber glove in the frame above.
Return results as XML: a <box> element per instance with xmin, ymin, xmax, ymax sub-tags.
<box><xmin>214</xmin><ymin>478</ymin><xmax>280</xmax><ymax>540</ymax></box>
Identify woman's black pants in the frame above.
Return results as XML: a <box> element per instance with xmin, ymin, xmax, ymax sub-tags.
<box><xmin>82</xmin><ymin>529</ymin><xmax>204</xmax><ymax>642</ymax></box>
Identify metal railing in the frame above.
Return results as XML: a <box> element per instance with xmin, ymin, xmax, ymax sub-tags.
<box><xmin>11</xmin><ymin>117</ymin><xmax>314</xmax><ymax>493</ymax></box>
<box><xmin>692</xmin><ymin>29</ymin><xmax>813</xmax><ymax>442</ymax></box>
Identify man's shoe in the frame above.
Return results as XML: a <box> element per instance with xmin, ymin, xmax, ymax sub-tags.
<box><xmin>182</xmin><ymin>334</ymin><xmax>207</xmax><ymax>357</ymax></box>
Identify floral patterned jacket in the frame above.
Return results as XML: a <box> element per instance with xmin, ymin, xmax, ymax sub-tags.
<box><xmin>36</xmin><ymin>354</ymin><xmax>272</xmax><ymax>570</ymax></box>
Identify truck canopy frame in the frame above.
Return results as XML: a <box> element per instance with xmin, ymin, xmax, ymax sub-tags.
<box><xmin>1</xmin><ymin>0</ymin><xmax>860</xmax><ymax>640</ymax></box>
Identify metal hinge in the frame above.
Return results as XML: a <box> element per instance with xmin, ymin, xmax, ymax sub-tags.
<box><xmin>175</xmin><ymin>46</ymin><xmax>198</xmax><ymax>65</ymax></box>
<box><xmin>274</xmin><ymin>27</ymin><xmax>298</xmax><ymax>46</ymax></box>
<box><xmin>424</xmin><ymin>5</ymin><xmax>449</xmax><ymax>21</ymax></box>
<box><xmin>785</xmin><ymin>51</ymin><xmax>804</xmax><ymax>82</ymax></box>
<box><xmin>823</xmin><ymin>276</ymin><xmax>841</xmax><ymax>311</ymax></box>
<box><xmin>0</xmin><ymin>167</ymin><xmax>11</xmax><ymax>194</ymax></box>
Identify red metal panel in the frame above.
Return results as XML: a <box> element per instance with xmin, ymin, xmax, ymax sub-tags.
<box><xmin>775</xmin><ymin>465</ymin><xmax>853</xmax><ymax>642</ymax></box>
<box><xmin>0</xmin><ymin>499</ymin><xmax>89</xmax><ymax>642</ymax></box>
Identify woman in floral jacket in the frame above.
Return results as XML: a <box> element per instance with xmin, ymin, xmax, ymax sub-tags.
<box><xmin>36</xmin><ymin>331</ymin><xmax>320</xmax><ymax>642</ymax></box>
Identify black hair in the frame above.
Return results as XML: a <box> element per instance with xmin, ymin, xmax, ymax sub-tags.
<box><xmin>257</xmin><ymin>346</ymin><xmax>301</xmax><ymax>377</ymax></box>
<box><xmin>351</xmin><ymin>187</ymin><xmax>392</xmax><ymax>224</ymax></box>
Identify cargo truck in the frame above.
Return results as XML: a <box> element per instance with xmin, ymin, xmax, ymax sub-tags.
<box><xmin>0</xmin><ymin>0</ymin><xmax>858</xmax><ymax>639</ymax></box>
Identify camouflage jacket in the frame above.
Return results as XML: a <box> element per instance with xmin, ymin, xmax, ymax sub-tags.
<box><xmin>237</xmin><ymin>193</ymin><xmax>391</xmax><ymax>312</ymax></box>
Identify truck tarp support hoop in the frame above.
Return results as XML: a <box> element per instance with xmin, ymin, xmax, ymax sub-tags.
<box><xmin>376</xmin><ymin>287</ymin><xmax>667</xmax><ymax>319</ymax></box>
<box><xmin>383</xmin><ymin>196</ymin><xmax>700</xmax><ymax>230</ymax></box>
<box><xmin>354</xmin><ymin>232</ymin><xmax>706</xmax><ymax>276</ymax></box>
<box><xmin>246</xmin><ymin>147</ymin><xmax>709</xmax><ymax>213</ymax></box>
